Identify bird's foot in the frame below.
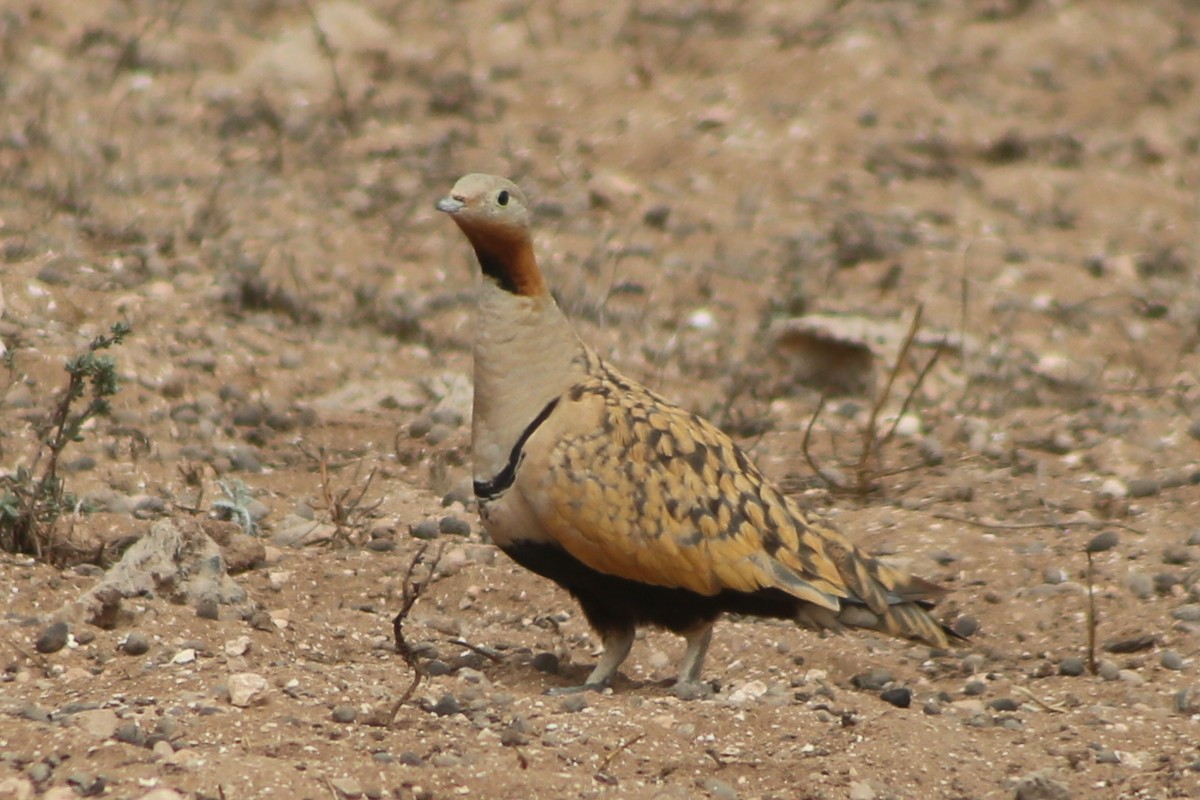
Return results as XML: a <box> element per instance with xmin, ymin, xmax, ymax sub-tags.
<box><xmin>545</xmin><ymin>682</ymin><xmax>607</xmax><ymax>696</ymax></box>
<box><xmin>672</xmin><ymin>680</ymin><xmax>715</xmax><ymax>701</ymax></box>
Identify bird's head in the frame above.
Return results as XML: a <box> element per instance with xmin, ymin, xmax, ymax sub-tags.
<box><xmin>436</xmin><ymin>174</ymin><xmax>545</xmax><ymax>296</ymax></box>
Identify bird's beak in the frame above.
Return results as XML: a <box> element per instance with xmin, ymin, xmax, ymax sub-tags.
<box><xmin>436</xmin><ymin>195</ymin><xmax>465</xmax><ymax>214</ymax></box>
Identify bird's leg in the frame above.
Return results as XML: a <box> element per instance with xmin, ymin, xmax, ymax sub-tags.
<box><xmin>547</xmin><ymin>624</ymin><xmax>634</xmax><ymax>695</ymax></box>
<box><xmin>673</xmin><ymin>621</ymin><xmax>714</xmax><ymax>699</ymax></box>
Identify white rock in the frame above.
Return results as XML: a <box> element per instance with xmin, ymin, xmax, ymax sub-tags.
<box><xmin>224</xmin><ymin>636</ymin><xmax>252</xmax><ymax>657</ymax></box>
<box><xmin>171</xmin><ymin>648</ymin><xmax>196</xmax><ymax>664</ymax></box>
<box><xmin>228</xmin><ymin>672</ymin><xmax>270</xmax><ymax>707</ymax></box>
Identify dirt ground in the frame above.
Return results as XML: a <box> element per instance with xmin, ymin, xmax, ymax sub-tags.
<box><xmin>1</xmin><ymin>0</ymin><xmax>1199</xmax><ymax>798</ymax></box>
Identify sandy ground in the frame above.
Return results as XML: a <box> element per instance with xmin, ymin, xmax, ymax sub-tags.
<box><xmin>1</xmin><ymin>1</ymin><xmax>1199</xmax><ymax>798</ymax></box>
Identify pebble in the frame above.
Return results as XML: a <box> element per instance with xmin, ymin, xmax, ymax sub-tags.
<box><xmin>1174</xmin><ymin>687</ymin><xmax>1200</xmax><ymax>714</ymax></box>
<box><xmin>226</xmin><ymin>446</ymin><xmax>263</xmax><ymax>473</ymax></box>
<box><xmin>1127</xmin><ymin>478</ymin><xmax>1160</xmax><ymax>498</ymax></box>
<box><xmin>1095</xmin><ymin>748</ymin><xmax>1120</xmax><ymax>764</ymax></box>
<box><xmin>850</xmin><ymin>668</ymin><xmax>893</xmax><ymax>691</ymax></box>
<box><xmin>74</xmin><ymin>709</ymin><xmax>119</xmax><ymax>739</ymax></box>
<box><xmin>530</xmin><ymin>652</ymin><xmax>559</xmax><ymax>675</ymax></box>
<box><xmin>121</xmin><ymin>632</ymin><xmax>151</xmax><ymax>656</ymax></box>
<box><xmin>371</xmin><ymin>752</ymin><xmax>394</xmax><ymax>764</ymax></box>
<box><xmin>1042</xmin><ymin>567</ymin><xmax>1068</xmax><ymax>585</ymax></box>
<box><xmin>195</xmin><ymin>598</ymin><xmax>220</xmax><ymax>620</ymax></box>
<box><xmin>560</xmin><ymin>695</ymin><xmax>588</xmax><ymax>713</ymax></box>
<box><xmin>879</xmin><ymin>687</ymin><xmax>911</xmax><ymax>708</ymax></box>
<box><xmin>227</xmin><ymin>672</ymin><xmax>270</xmax><ymax>707</ymax></box>
<box><xmin>331</xmin><ymin>705</ymin><xmax>357</xmax><ymax>724</ymax></box>
<box><xmin>1163</xmin><ymin>545</ymin><xmax>1193</xmax><ymax>565</ymax></box>
<box><xmin>330</xmin><ymin>776</ymin><xmax>363</xmax><ymax>798</ymax></box>
<box><xmin>423</xmin><ymin>660</ymin><xmax>453</xmax><ymax>677</ymax></box>
<box><xmin>35</xmin><ymin>622</ymin><xmax>70</xmax><ymax>654</ymax></box>
<box><xmin>114</xmin><ymin>722</ymin><xmax>146</xmax><ymax>747</ymax></box>
<box><xmin>989</xmin><ymin>697</ymin><xmax>1020</xmax><ymax>712</ymax></box>
<box><xmin>1097</xmin><ymin>660</ymin><xmax>1120</xmax><ymax>681</ymax></box>
<box><xmin>923</xmin><ymin>700</ymin><xmax>942</xmax><ymax>715</ymax></box>
<box><xmin>437</xmin><ymin>516</ymin><xmax>471</xmax><ymax>536</ymax></box>
<box><xmin>1012</xmin><ymin>767</ymin><xmax>1070</xmax><ymax>796</ymax></box>
<box><xmin>1118</xmin><ymin>669</ymin><xmax>1145</xmax><ymax>686</ymax></box>
<box><xmin>430</xmin><ymin>694</ymin><xmax>462</xmax><ymax>717</ymax></box>
<box><xmin>1161</xmin><ymin>650</ymin><xmax>1186</xmax><ymax>670</ymax></box>
<box><xmin>1104</xmin><ymin>634</ymin><xmax>1156</xmax><ymax>653</ymax></box>
<box><xmin>20</xmin><ymin>704</ymin><xmax>52</xmax><ymax>723</ymax></box>
<box><xmin>398</xmin><ymin>751</ymin><xmax>424</xmax><ymax>766</ymax></box>
<box><xmin>1147</xmin><ymin>573</ymin><xmax>1176</xmax><ymax>597</ymax></box>
<box><xmin>26</xmin><ymin>762</ymin><xmax>51</xmax><ymax>783</ymax></box>
<box><xmin>66</xmin><ymin>773</ymin><xmax>106</xmax><ymax>796</ymax></box>
<box><xmin>963</xmin><ymin>680</ymin><xmax>987</xmax><ymax>696</ymax></box>
<box><xmin>410</xmin><ymin>519</ymin><xmax>440</xmax><ymax>540</ymax></box>
<box><xmin>1173</xmin><ymin>604</ymin><xmax>1200</xmax><ymax>622</ymax></box>
<box><xmin>1086</xmin><ymin>530</ymin><xmax>1119</xmax><ymax>553</ymax></box>
<box><xmin>1058</xmin><ymin>657</ymin><xmax>1086</xmax><ymax>677</ymax></box>
<box><xmin>1188</xmin><ymin>530</ymin><xmax>1200</xmax><ymax>546</ymax></box>
<box><xmin>700</xmin><ymin>777</ymin><xmax>738</xmax><ymax>800</ymax></box>
<box><xmin>1125</xmin><ymin>572</ymin><xmax>1155</xmax><ymax>599</ymax></box>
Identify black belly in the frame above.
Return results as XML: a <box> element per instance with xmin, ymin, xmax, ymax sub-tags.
<box><xmin>502</xmin><ymin>539</ymin><xmax>800</xmax><ymax>635</ymax></box>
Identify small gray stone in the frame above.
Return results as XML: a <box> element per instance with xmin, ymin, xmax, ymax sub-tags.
<box><xmin>923</xmin><ymin>700</ymin><xmax>942</xmax><ymax>715</ymax></box>
<box><xmin>195</xmin><ymin>598</ymin><xmax>220</xmax><ymax>620</ymax></box>
<box><xmin>329</xmin><ymin>776</ymin><xmax>363</xmax><ymax>798</ymax></box>
<box><xmin>1125</xmin><ymin>572</ymin><xmax>1155</xmax><ymax>599</ymax></box>
<box><xmin>231</xmin><ymin>404</ymin><xmax>265</xmax><ymax>427</ymax></box>
<box><xmin>530</xmin><ymin>652</ymin><xmax>559</xmax><ymax>675</ymax></box>
<box><xmin>410</xmin><ymin>519</ymin><xmax>440</xmax><ymax>540</ymax></box>
<box><xmin>114</xmin><ymin>722</ymin><xmax>146</xmax><ymax>747</ymax></box>
<box><xmin>879</xmin><ymin>687</ymin><xmax>911</xmax><ymax>708</ymax></box>
<box><xmin>1161</xmin><ymin>650</ymin><xmax>1186</xmax><ymax>671</ymax></box>
<box><xmin>121</xmin><ymin>632</ymin><xmax>151</xmax><ymax>656</ymax></box>
<box><xmin>331</xmin><ymin>704</ymin><xmax>357</xmax><ymax>724</ymax></box>
<box><xmin>1086</xmin><ymin>530</ymin><xmax>1119</xmax><ymax>554</ymax></box>
<box><xmin>560</xmin><ymin>695</ymin><xmax>588</xmax><ymax>713</ymax></box>
<box><xmin>1097</xmin><ymin>660</ymin><xmax>1120</xmax><ymax>681</ymax></box>
<box><xmin>226</xmin><ymin>446</ymin><xmax>263</xmax><ymax>473</ymax></box>
<box><xmin>35</xmin><ymin>622</ymin><xmax>70</xmax><ymax>654</ymax></box>
<box><xmin>422</xmin><ymin>659</ymin><xmax>453</xmax><ymax>677</ymax></box>
<box><xmin>1188</xmin><ymin>530</ymin><xmax>1200</xmax><ymax>547</ymax></box>
<box><xmin>371</xmin><ymin>752</ymin><xmax>394</xmax><ymax>764</ymax></box>
<box><xmin>1058</xmin><ymin>657</ymin><xmax>1086</xmax><ymax>677</ymax></box>
<box><xmin>155</xmin><ymin>717</ymin><xmax>182</xmax><ymax>740</ymax></box>
<box><xmin>989</xmin><ymin>697</ymin><xmax>1020</xmax><ymax>712</ymax></box>
<box><xmin>1173</xmin><ymin>604</ymin><xmax>1200</xmax><ymax>622</ymax></box>
<box><xmin>700</xmin><ymin>777</ymin><xmax>738</xmax><ymax>800</ymax></box>
<box><xmin>1127</xmin><ymin>478</ymin><xmax>1160</xmax><ymax>498</ymax></box>
<box><xmin>1174</xmin><ymin>686</ymin><xmax>1200</xmax><ymax>714</ymax></box>
<box><xmin>21</xmin><ymin>704</ymin><xmax>52</xmax><ymax>723</ymax></box>
<box><xmin>952</xmin><ymin>615</ymin><xmax>979</xmax><ymax>638</ymax></box>
<box><xmin>1152</xmin><ymin>573</ymin><xmax>1180</xmax><ymax>597</ymax></box>
<box><xmin>1042</xmin><ymin>566</ymin><xmax>1068</xmax><ymax>585</ymax></box>
<box><xmin>430</xmin><ymin>694</ymin><xmax>461</xmax><ymax>717</ymax></box>
<box><xmin>1095</xmin><ymin>748</ymin><xmax>1120</xmax><ymax>764</ymax></box>
<box><xmin>1104</xmin><ymin>634</ymin><xmax>1157</xmax><ymax>653</ymax></box>
<box><xmin>26</xmin><ymin>762</ymin><xmax>52</xmax><ymax>783</ymax></box>
<box><xmin>963</xmin><ymin>680</ymin><xmax>987</xmax><ymax>696</ymax></box>
<box><xmin>850</xmin><ymin>668</ymin><xmax>893</xmax><ymax>691</ymax></box>
<box><xmin>438</xmin><ymin>516</ymin><xmax>471</xmax><ymax>536</ymax></box>
<box><xmin>398</xmin><ymin>751</ymin><xmax>424</xmax><ymax>766</ymax></box>
<box><xmin>1164</xmin><ymin>546</ymin><xmax>1193</xmax><ymax>565</ymax></box>
<box><xmin>1013</xmin><ymin>771</ymin><xmax>1070</xmax><ymax>800</ymax></box>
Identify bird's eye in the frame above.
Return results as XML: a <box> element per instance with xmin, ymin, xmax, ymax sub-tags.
<box><xmin>497</xmin><ymin>190</ymin><xmax>510</xmax><ymax>206</ymax></box>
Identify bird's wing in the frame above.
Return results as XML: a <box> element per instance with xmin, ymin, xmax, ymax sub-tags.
<box><xmin>517</xmin><ymin>363</ymin><xmax>911</xmax><ymax>614</ymax></box>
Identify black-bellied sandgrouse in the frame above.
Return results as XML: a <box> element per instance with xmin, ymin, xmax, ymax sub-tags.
<box><xmin>436</xmin><ymin>173</ymin><xmax>960</xmax><ymax>693</ymax></box>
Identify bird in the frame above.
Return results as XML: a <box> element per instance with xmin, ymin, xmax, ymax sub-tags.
<box><xmin>435</xmin><ymin>173</ymin><xmax>961</xmax><ymax>694</ymax></box>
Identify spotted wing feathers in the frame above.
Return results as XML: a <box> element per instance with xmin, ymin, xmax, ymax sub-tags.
<box><xmin>518</xmin><ymin>357</ymin><xmax>950</xmax><ymax>648</ymax></box>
